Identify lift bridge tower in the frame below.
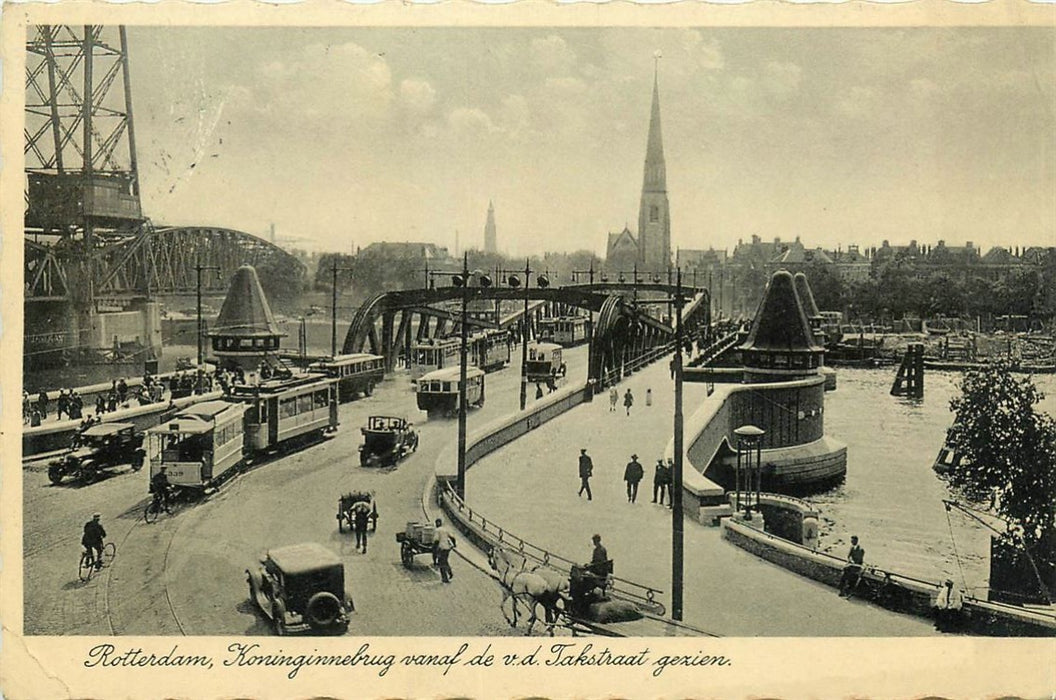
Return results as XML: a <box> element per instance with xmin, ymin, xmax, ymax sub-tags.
<box><xmin>24</xmin><ymin>25</ymin><xmax>159</xmax><ymax>370</ymax></box>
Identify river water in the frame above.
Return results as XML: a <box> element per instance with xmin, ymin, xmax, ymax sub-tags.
<box><xmin>812</xmin><ymin>368</ymin><xmax>1056</xmax><ymax>594</ymax></box>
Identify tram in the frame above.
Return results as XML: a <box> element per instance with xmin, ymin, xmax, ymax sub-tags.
<box><xmin>538</xmin><ymin>316</ymin><xmax>590</xmax><ymax>346</ymax></box>
<box><xmin>146</xmin><ymin>373</ymin><xmax>339</xmax><ymax>491</ymax></box>
<box><xmin>414</xmin><ymin>366</ymin><xmax>485</xmax><ymax>418</ymax></box>
<box><xmin>408</xmin><ymin>337</ymin><xmax>460</xmax><ymax>379</ymax></box>
<box><xmin>309</xmin><ymin>353</ymin><xmax>385</xmax><ymax>401</ymax></box>
<box><xmin>472</xmin><ymin>329</ymin><xmax>511</xmax><ymax>373</ymax></box>
<box><xmin>525</xmin><ymin>342</ymin><xmax>567</xmax><ymax>384</ymax></box>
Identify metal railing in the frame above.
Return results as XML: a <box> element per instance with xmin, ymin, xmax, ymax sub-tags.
<box><xmin>439</xmin><ymin>479</ymin><xmax>666</xmax><ymax>615</ymax></box>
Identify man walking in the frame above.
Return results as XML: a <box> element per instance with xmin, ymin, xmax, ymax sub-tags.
<box><xmin>577</xmin><ymin>448</ymin><xmax>594</xmax><ymax>500</ymax></box>
<box><xmin>608</xmin><ymin>387</ymin><xmax>618</xmax><ymax>412</ymax></box>
<box><xmin>434</xmin><ymin>518</ymin><xmax>456</xmax><ymax>583</ymax></box>
<box><xmin>652</xmin><ymin>459</ymin><xmax>669</xmax><ymax>505</ymax></box>
<box><xmin>623</xmin><ymin>388</ymin><xmax>634</xmax><ymax>416</ymax></box>
<box><xmin>353</xmin><ymin>503</ymin><xmax>371</xmax><ymax>553</ymax></box>
<box><xmin>623</xmin><ymin>454</ymin><xmax>644</xmax><ymax>503</ymax></box>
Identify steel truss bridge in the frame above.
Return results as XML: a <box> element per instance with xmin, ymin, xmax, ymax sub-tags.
<box><xmin>341</xmin><ymin>283</ymin><xmax>711</xmax><ymax>390</ymax></box>
<box><xmin>25</xmin><ymin>224</ymin><xmax>307</xmax><ymax>305</ymax></box>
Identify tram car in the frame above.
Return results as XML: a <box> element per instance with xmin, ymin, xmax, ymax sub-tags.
<box><xmin>408</xmin><ymin>337</ymin><xmax>461</xmax><ymax>379</ymax></box>
<box><xmin>471</xmin><ymin>329</ymin><xmax>511</xmax><ymax>373</ymax></box>
<box><xmin>309</xmin><ymin>353</ymin><xmax>385</xmax><ymax>402</ymax></box>
<box><xmin>414</xmin><ymin>366</ymin><xmax>485</xmax><ymax>418</ymax></box>
<box><xmin>525</xmin><ymin>342</ymin><xmax>567</xmax><ymax>384</ymax></box>
<box><xmin>538</xmin><ymin>315</ymin><xmax>590</xmax><ymax>346</ymax></box>
<box><xmin>147</xmin><ymin>373</ymin><xmax>339</xmax><ymax>491</ymax></box>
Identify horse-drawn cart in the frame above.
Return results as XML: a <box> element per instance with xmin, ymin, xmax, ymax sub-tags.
<box><xmin>336</xmin><ymin>491</ymin><xmax>378</xmax><ymax>533</ymax></box>
<box><xmin>396</xmin><ymin>521</ymin><xmax>436</xmax><ymax>567</ymax></box>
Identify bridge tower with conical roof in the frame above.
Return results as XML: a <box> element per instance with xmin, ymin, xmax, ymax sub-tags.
<box><xmin>208</xmin><ymin>265</ymin><xmax>286</xmax><ymax>372</ymax></box>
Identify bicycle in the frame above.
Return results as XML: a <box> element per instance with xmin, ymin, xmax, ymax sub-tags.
<box><xmin>78</xmin><ymin>542</ymin><xmax>116</xmax><ymax>582</ymax></box>
<box><xmin>143</xmin><ymin>490</ymin><xmax>176</xmax><ymax>524</ymax></box>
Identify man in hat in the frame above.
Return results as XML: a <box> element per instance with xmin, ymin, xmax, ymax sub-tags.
<box><xmin>838</xmin><ymin>535</ymin><xmax>865</xmax><ymax>597</ymax></box>
<box><xmin>623</xmin><ymin>454</ymin><xmax>644</xmax><ymax>503</ymax></box>
<box><xmin>577</xmin><ymin>448</ymin><xmax>594</xmax><ymax>500</ymax></box>
<box><xmin>652</xmin><ymin>459</ymin><xmax>669</xmax><ymax>505</ymax></box>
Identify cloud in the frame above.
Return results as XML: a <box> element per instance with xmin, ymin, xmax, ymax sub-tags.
<box><xmin>762</xmin><ymin>61</ymin><xmax>802</xmax><ymax>100</ymax></box>
<box><xmin>400</xmin><ymin>78</ymin><xmax>437</xmax><ymax>115</ymax></box>
<box><xmin>679</xmin><ymin>30</ymin><xmax>724</xmax><ymax>71</ymax></box>
<box><xmin>836</xmin><ymin>85</ymin><xmax>880</xmax><ymax>118</ymax></box>
<box><xmin>498</xmin><ymin>94</ymin><xmax>531</xmax><ymax>135</ymax></box>
<box><xmin>530</xmin><ymin>34</ymin><xmax>577</xmax><ymax>75</ymax></box>
<box><xmin>447</xmin><ymin>107</ymin><xmax>497</xmax><ymax>136</ymax></box>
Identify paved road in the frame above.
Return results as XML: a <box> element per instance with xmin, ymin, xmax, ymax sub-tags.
<box><xmin>467</xmin><ymin>359</ymin><xmax>939</xmax><ymax>637</ymax></box>
<box><xmin>23</xmin><ymin>347</ymin><xmax>588</xmax><ymax>636</ymax></box>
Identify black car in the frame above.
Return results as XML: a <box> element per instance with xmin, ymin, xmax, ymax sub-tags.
<box><xmin>359</xmin><ymin>415</ymin><xmax>418</xmax><ymax>467</ymax></box>
<box><xmin>246</xmin><ymin>543</ymin><xmax>354</xmax><ymax>636</ymax></box>
<box><xmin>48</xmin><ymin>422</ymin><xmax>144</xmax><ymax>484</ymax></box>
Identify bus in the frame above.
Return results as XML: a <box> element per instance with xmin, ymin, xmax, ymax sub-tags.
<box><xmin>147</xmin><ymin>373</ymin><xmax>339</xmax><ymax>492</ymax></box>
<box><xmin>408</xmin><ymin>337</ymin><xmax>461</xmax><ymax>379</ymax></box>
<box><xmin>309</xmin><ymin>353</ymin><xmax>385</xmax><ymax>402</ymax></box>
<box><xmin>472</xmin><ymin>329</ymin><xmax>511</xmax><ymax>373</ymax></box>
<box><xmin>538</xmin><ymin>316</ymin><xmax>590</xmax><ymax>346</ymax></box>
<box><xmin>525</xmin><ymin>342</ymin><xmax>567</xmax><ymax>384</ymax></box>
<box><xmin>415</xmin><ymin>366</ymin><xmax>485</xmax><ymax>418</ymax></box>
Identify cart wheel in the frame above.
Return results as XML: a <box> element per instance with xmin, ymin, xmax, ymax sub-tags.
<box><xmin>364</xmin><ymin>382</ymin><xmax>374</xmax><ymax>397</ymax></box>
<box><xmin>400</xmin><ymin>542</ymin><xmax>413</xmax><ymax>568</ymax></box>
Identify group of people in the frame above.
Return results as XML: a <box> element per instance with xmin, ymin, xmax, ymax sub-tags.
<box><xmin>578</xmin><ymin>449</ymin><xmax>675</xmax><ymax>505</ymax></box>
<box><xmin>24</xmin><ymin>388</ymin><xmax>87</xmax><ymax>426</ymax></box>
<box><xmin>607</xmin><ymin>387</ymin><xmax>635</xmax><ymax>415</ymax></box>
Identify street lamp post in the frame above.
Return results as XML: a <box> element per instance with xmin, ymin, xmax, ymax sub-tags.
<box><xmin>672</xmin><ymin>267</ymin><xmax>686</xmax><ymax>621</ymax></box>
<box><xmin>331</xmin><ymin>258</ymin><xmax>355</xmax><ymax>358</ymax></box>
<box><xmin>195</xmin><ymin>256</ymin><xmax>221</xmax><ymax>391</ymax></box>
<box><xmin>453</xmin><ymin>255</ymin><xmax>492</xmax><ymax>500</ymax></box>
<box><xmin>519</xmin><ymin>259</ymin><xmax>531</xmax><ymax>411</ymax></box>
<box><xmin>734</xmin><ymin>425</ymin><xmax>765</xmax><ymax>517</ymax></box>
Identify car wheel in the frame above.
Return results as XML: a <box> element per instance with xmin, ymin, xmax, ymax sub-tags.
<box><xmin>305</xmin><ymin>592</ymin><xmax>343</xmax><ymax>630</ymax></box>
<box><xmin>48</xmin><ymin>465</ymin><xmax>64</xmax><ymax>485</ymax></box>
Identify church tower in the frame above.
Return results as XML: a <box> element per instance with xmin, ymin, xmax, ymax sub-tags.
<box><xmin>484</xmin><ymin>200</ymin><xmax>498</xmax><ymax>254</ymax></box>
<box><xmin>637</xmin><ymin>64</ymin><xmax>671</xmax><ymax>272</ymax></box>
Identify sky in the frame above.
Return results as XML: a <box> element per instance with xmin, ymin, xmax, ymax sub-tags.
<box><xmin>112</xmin><ymin>27</ymin><xmax>1055</xmax><ymax>256</ymax></box>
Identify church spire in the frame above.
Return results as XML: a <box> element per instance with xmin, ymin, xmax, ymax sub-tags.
<box><xmin>643</xmin><ymin>60</ymin><xmax>666</xmax><ymax>193</ymax></box>
<box><xmin>484</xmin><ymin>199</ymin><xmax>498</xmax><ymax>254</ymax></box>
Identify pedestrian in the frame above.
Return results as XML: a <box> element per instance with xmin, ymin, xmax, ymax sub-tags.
<box><xmin>664</xmin><ymin>458</ymin><xmax>675</xmax><ymax>506</ymax></box>
<box><xmin>669</xmin><ymin>355</ymin><xmax>676</xmax><ymax>380</ymax></box>
<box><xmin>70</xmin><ymin>392</ymin><xmax>83</xmax><ymax>419</ymax></box>
<box><xmin>546</xmin><ymin>376</ymin><xmax>557</xmax><ymax>393</ymax></box>
<box><xmin>57</xmin><ymin>390</ymin><xmax>69</xmax><ymax>421</ymax></box>
<box><xmin>95</xmin><ymin>395</ymin><xmax>106</xmax><ymax>415</ymax></box>
<box><xmin>609</xmin><ymin>387</ymin><xmax>618</xmax><ymax>412</ymax></box>
<box><xmin>434</xmin><ymin>517</ymin><xmax>457</xmax><ymax>583</ymax></box>
<box><xmin>30</xmin><ymin>408</ymin><xmax>42</xmax><ymax>427</ymax></box>
<box><xmin>623</xmin><ymin>388</ymin><xmax>634</xmax><ymax>416</ymax></box>
<box><xmin>577</xmin><ymin>448</ymin><xmax>594</xmax><ymax>500</ymax></box>
<box><xmin>623</xmin><ymin>454</ymin><xmax>644</xmax><ymax>503</ymax></box>
<box><xmin>838</xmin><ymin>535</ymin><xmax>866</xmax><ymax>598</ymax></box>
<box><xmin>116</xmin><ymin>377</ymin><xmax>128</xmax><ymax>403</ymax></box>
<box><xmin>652</xmin><ymin>459</ymin><xmax>668</xmax><ymax>505</ymax></box>
<box><xmin>37</xmin><ymin>390</ymin><xmax>49</xmax><ymax>419</ymax></box>
<box><xmin>23</xmin><ymin>391</ymin><xmax>30</xmax><ymax>425</ymax></box>
<box><xmin>107</xmin><ymin>391</ymin><xmax>117</xmax><ymax>413</ymax></box>
<box><xmin>535</xmin><ymin>383</ymin><xmax>544</xmax><ymax>400</ymax></box>
<box><xmin>353</xmin><ymin>504</ymin><xmax>371</xmax><ymax>553</ymax></box>
<box><xmin>645</xmin><ymin>388</ymin><xmax>652</xmax><ymax>407</ymax></box>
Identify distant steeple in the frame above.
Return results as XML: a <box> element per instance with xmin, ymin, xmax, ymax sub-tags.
<box><xmin>642</xmin><ymin>62</ymin><xmax>667</xmax><ymax>194</ymax></box>
<box><xmin>637</xmin><ymin>58</ymin><xmax>671</xmax><ymax>272</ymax></box>
<box><xmin>484</xmin><ymin>200</ymin><xmax>498</xmax><ymax>254</ymax></box>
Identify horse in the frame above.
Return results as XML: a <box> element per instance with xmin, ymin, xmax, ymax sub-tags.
<box><xmin>488</xmin><ymin>546</ymin><xmax>561</xmax><ymax>635</ymax></box>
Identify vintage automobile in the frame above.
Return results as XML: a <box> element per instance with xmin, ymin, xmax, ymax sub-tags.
<box><xmin>359</xmin><ymin>415</ymin><xmax>418</xmax><ymax>467</ymax></box>
<box><xmin>48</xmin><ymin>422</ymin><xmax>145</xmax><ymax>484</ymax></box>
<box><xmin>246</xmin><ymin>542</ymin><xmax>354</xmax><ymax>636</ymax></box>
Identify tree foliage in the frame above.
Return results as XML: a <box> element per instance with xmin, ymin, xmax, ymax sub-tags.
<box><xmin>946</xmin><ymin>362</ymin><xmax>1056</xmax><ymax>545</ymax></box>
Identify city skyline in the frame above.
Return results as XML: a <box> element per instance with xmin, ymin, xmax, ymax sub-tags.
<box><xmin>125</xmin><ymin>27</ymin><xmax>1055</xmax><ymax>256</ymax></box>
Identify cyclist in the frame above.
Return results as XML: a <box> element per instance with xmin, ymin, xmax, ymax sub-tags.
<box><xmin>150</xmin><ymin>465</ymin><xmax>173</xmax><ymax>513</ymax></box>
<box><xmin>81</xmin><ymin>513</ymin><xmax>107</xmax><ymax>570</ymax></box>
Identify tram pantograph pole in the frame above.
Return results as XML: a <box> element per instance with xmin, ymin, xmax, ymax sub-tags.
<box><xmin>519</xmin><ymin>258</ymin><xmax>530</xmax><ymax>411</ymax></box>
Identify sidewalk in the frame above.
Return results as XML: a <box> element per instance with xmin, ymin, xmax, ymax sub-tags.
<box><xmin>464</xmin><ymin>360</ymin><xmax>938</xmax><ymax>636</ymax></box>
